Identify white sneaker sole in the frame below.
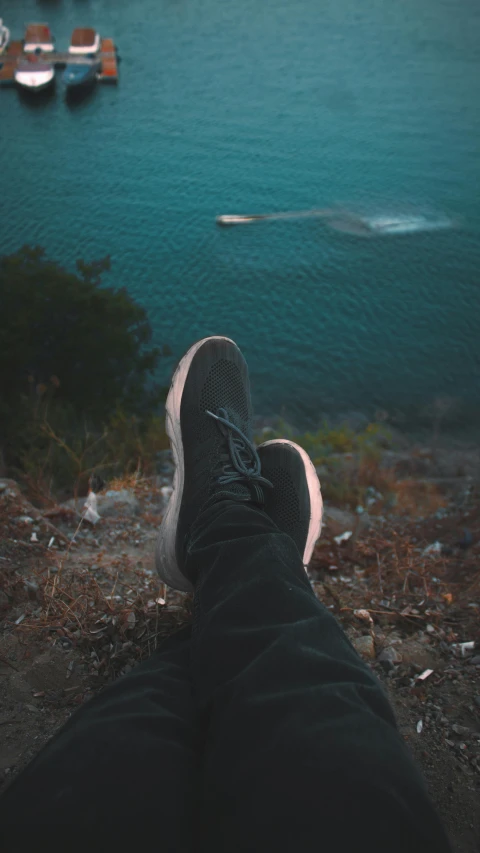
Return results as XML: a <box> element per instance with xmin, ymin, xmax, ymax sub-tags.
<box><xmin>258</xmin><ymin>439</ymin><xmax>323</xmax><ymax>566</ymax></box>
<box><xmin>155</xmin><ymin>336</ymin><xmax>238</xmax><ymax>592</ymax></box>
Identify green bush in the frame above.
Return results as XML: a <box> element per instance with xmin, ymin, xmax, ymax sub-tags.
<box><xmin>0</xmin><ymin>246</ymin><xmax>169</xmax><ymax>496</ymax></box>
<box><xmin>255</xmin><ymin>420</ymin><xmax>391</xmax><ymax>467</ymax></box>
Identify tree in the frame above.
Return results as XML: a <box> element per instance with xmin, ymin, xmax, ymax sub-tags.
<box><xmin>0</xmin><ymin>246</ymin><xmax>165</xmax><ymax>457</ymax></box>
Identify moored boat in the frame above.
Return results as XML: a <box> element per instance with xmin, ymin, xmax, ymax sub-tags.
<box><xmin>24</xmin><ymin>23</ymin><xmax>54</xmax><ymax>53</ymax></box>
<box><xmin>69</xmin><ymin>27</ymin><xmax>100</xmax><ymax>55</ymax></box>
<box><xmin>63</xmin><ymin>60</ymin><xmax>100</xmax><ymax>89</ymax></box>
<box><xmin>15</xmin><ymin>57</ymin><xmax>55</xmax><ymax>91</ymax></box>
<box><xmin>0</xmin><ymin>18</ymin><xmax>10</xmax><ymax>55</ymax></box>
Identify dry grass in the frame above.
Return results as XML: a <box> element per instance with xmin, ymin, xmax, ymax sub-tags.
<box><xmin>310</xmin><ymin>509</ymin><xmax>480</xmax><ymax>645</ymax></box>
<box><xmin>2</xmin><ymin>552</ymin><xmax>191</xmax><ymax>681</ymax></box>
<box><xmin>0</xmin><ymin>487</ymin><xmax>190</xmax><ymax>682</ymax></box>
<box><xmin>320</xmin><ymin>452</ymin><xmax>446</xmax><ymax>516</ymax></box>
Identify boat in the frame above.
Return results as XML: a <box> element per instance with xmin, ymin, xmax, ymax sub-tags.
<box><xmin>68</xmin><ymin>27</ymin><xmax>100</xmax><ymax>55</ymax></box>
<box><xmin>0</xmin><ymin>18</ymin><xmax>10</xmax><ymax>55</ymax></box>
<box><xmin>216</xmin><ymin>214</ymin><xmax>267</xmax><ymax>226</ymax></box>
<box><xmin>24</xmin><ymin>23</ymin><xmax>54</xmax><ymax>53</ymax></box>
<box><xmin>15</xmin><ymin>56</ymin><xmax>55</xmax><ymax>91</ymax></box>
<box><xmin>63</xmin><ymin>59</ymin><xmax>100</xmax><ymax>89</ymax></box>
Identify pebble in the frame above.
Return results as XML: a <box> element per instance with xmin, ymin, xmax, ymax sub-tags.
<box><xmin>452</xmin><ymin>724</ymin><xmax>470</xmax><ymax>736</ymax></box>
<box><xmin>474</xmin><ymin>696</ymin><xmax>480</xmax><ymax>708</ymax></box>
<box><xmin>378</xmin><ymin>646</ymin><xmax>402</xmax><ymax>664</ymax></box>
<box><xmin>353</xmin><ymin>635</ymin><xmax>375</xmax><ymax>660</ymax></box>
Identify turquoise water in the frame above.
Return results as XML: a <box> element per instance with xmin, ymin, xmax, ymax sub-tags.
<box><xmin>2</xmin><ymin>0</ymin><xmax>480</xmax><ymax>429</ymax></box>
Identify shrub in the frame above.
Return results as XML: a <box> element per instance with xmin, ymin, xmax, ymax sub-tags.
<box><xmin>0</xmin><ymin>246</ymin><xmax>170</xmax><ymax>496</ymax></box>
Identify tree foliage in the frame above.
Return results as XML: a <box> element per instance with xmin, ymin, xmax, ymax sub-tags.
<box><xmin>0</xmin><ymin>246</ymin><xmax>166</xmax><ymax>472</ymax></box>
<box><xmin>0</xmin><ymin>246</ymin><xmax>163</xmax><ymax>416</ymax></box>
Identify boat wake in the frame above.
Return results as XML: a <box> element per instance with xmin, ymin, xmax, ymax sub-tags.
<box><xmin>216</xmin><ymin>208</ymin><xmax>456</xmax><ymax>236</ymax></box>
<box><xmin>328</xmin><ymin>213</ymin><xmax>455</xmax><ymax>236</ymax></box>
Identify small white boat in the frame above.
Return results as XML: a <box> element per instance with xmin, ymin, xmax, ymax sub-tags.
<box><xmin>15</xmin><ymin>58</ymin><xmax>55</xmax><ymax>91</ymax></box>
<box><xmin>24</xmin><ymin>23</ymin><xmax>54</xmax><ymax>53</ymax></box>
<box><xmin>216</xmin><ymin>214</ymin><xmax>266</xmax><ymax>226</ymax></box>
<box><xmin>69</xmin><ymin>27</ymin><xmax>100</xmax><ymax>55</ymax></box>
<box><xmin>0</xmin><ymin>18</ymin><xmax>10</xmax><ymax>55</ymax></box>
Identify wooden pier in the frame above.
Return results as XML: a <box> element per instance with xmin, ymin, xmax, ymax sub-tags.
<box><xmin>0</xmin><ymin>38</ymin><xmax>118</xmax><ymax>86</ymax></box>
<box><xmin>0</xmin><ymin>40</ymin><xmax>22</xmax><ymax>84</ymax></box>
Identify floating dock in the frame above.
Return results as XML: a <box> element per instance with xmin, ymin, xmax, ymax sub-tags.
<box><xmin>0</xmin><ymin>37</ymin><xmax>118</xmax><ymax>86</ymax></box>
<box><xmin>0</xmin><ymin>40</ymin><xmax>22</xmax><ymax>84</ymax></box>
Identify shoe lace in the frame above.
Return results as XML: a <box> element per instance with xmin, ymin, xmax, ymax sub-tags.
<box><xmin>206</xmin><ymin>407</ymin><xmax>273</xmax><ymax>503</ymax></box>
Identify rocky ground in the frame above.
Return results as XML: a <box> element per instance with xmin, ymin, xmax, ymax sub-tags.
<box><xmin>0</xmin><ymin>448</ymin><xmax>479</xmax><ymax>850</ymax></box>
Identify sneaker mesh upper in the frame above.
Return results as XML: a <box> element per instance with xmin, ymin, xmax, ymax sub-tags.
<box><xmin>200</xmin><ymin>359</ymin><xmax>249</xmax><ymax>425</ymax></box>
<box><xmin>184</xmin><ymin>357</ymin><xmax>253</xmax><ymax>506</ymax></box>
<box><xmin>263</xmin><ymin>466</ymin><xmax>302</xmax><ymax>532</ymax></box>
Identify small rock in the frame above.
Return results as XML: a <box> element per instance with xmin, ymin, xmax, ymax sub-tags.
<box><xmin>469</xmin><ymin>655</ymin><xmax>480</xmax><ymax>665</ymax></box>
<box><xmin>422</xmin><ymin>541</ymin><xmax>442</xmax><ymax>557</ymax></box>
<box><xmin>334</xmin><ymin>531</ymin><xmax>353</xmax><ymax>545</ymax></box>
<box><xmin>452</xmin><ymin>724</ymin><xmax>470</xmax><ymax>736</ymax></box>
<box><xmin>353</xmin><ymin>635</ymin><xmax>375</xmax><ymax>660</ymax></box>
<box><xmin>378</xmin><ymin>646</ymin><xmax>402</xmax><ymax>665</ymax></box>
<box><xmin>98</xmin><ymin>489</ymin><xmax>141</xmax><ymax>517</ymax></box>
<box><xmin>474</xmin><ymin>696</ymin><xmax>480</xmax><ymax>708</ymax></box>
<box><xmin>322</xmin><ymin>506</ymin><xmax>357</xmax><ymax>537</ymax></box>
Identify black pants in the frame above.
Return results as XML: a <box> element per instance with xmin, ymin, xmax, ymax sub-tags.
<box><xmin>0</xmin><ymin>501</ymin><xmax>450</xmax><ymax>851</ymax></box>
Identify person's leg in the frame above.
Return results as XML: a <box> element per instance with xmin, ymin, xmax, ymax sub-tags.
<box><xmin>0</xmin><ymin>626</ymin><xmax>200</xmax><ymax>849</ymax></box>
<box><xmin>188</xmin><ymin>501</ymin><xmax>451</xmax><ymax>853</ymax></box>
<box><xmin>154</xmin><ymin>335</ymin><xmax>451</xmax><ymax>853</ymax></box>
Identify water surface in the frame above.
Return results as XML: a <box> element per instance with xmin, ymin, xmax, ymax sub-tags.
<box><xmin>1</xmin><ymin>0</ymin><xmax>480</xmax><ymax>429</ymax></box>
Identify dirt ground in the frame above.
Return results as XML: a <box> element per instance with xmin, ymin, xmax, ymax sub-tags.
<box><xmin>0</xmin><ymin>475</ymin><xmax>479</xmax><ymax>850</ymax></box>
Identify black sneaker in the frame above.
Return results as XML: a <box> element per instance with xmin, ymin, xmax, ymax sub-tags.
<box><xmin>156</xmin><ymin>336</ymin><xmax>272</xmax><ymax>592</ymax></box>
<box><xmin>256</xmin><ymin>439</ymin><xmax>323</xmax><ymax>567</ymax></box>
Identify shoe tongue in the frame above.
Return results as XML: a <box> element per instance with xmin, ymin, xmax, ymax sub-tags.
<box><xmin>209</xmin><ymin>407</ymin><xmax>263</xmax><ymax>505</ymax></box>
<box><xmin>221</xmin><ymin>406</ymin><xmax>251</xmax><ymax>441</ymax></box>
<box><xmin>213</xmin><ymin>480</ymin><xmax>265</xmax><ymax>507</ymax></box>
<box><xmin>223</xmin><ymin>481</ymin><xmax>251</xmax><ymax>500</ymax></box>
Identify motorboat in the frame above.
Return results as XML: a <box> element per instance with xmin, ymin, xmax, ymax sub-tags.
<box><xmin>69</xmin><ymin>27</ymin><xmax>100</xmax><ymax>55</ymax></box>
<box><xmin>15</xmin><ymin>56</ymin><xmax>55</xmax><ymax>91</ymax></box>
<box><xmin>0</xmin><ymin>18</ymin><xmax>10</xmax><ymax>55</ymax></box>
<box><xmin>64</xmin><ymin>59</ymin><xmax>100</xmax><ymax>89</ymax></box>
<box><xmin>24</xmin><ymin>23</ymin><xmax>54</xmax><ymax>53</ymax></box>
<box><xmin>216</xmin><ymin>214</ymin><xmax>267</xmax><ymax>226</ymax></box>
